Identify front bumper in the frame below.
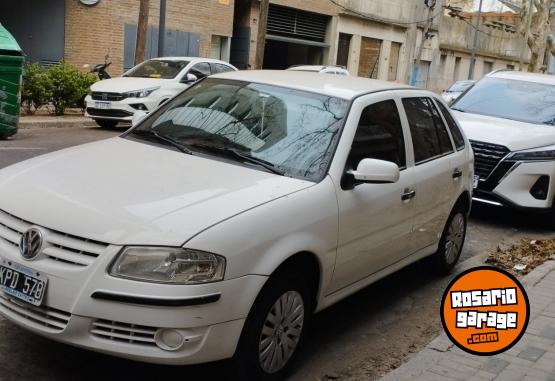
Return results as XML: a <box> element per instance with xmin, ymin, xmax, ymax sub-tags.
<box><xmin>0</xmin><ymin>225</ymin><xmax>267</xmax><ymax>364</ymax></box>
<box><xmin>84</xmin><ymin>95</ymin><xmax>160</xmax><ymax>122</ymax></box>
<box><xmin>474</xmin><ymin>160</ymin><xmax>555</xmax><ymax>210</ymax></box>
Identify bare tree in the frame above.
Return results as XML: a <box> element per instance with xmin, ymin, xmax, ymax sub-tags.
<box><xmin>519</xmin><ymin>0</ymin><xmax>554</xmax><ymax>72</ymax></box>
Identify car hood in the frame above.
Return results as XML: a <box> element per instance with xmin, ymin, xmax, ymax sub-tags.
<box><xmin>454</xmin><ymin>111</ymin><xmax>555</xmax><ymax>151</ymax></box>
<box><xmin>90</xmin><ymin>77</ymin><xmax>173</xmax><ymax>93</ymax></box>
<box><xmin>0</xmin><ymin>138</ymin><xmax>314</xmax><ymax>246</ymax></box>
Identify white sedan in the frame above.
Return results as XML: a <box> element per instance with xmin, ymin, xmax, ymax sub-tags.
<box><xmin>0</xmin><ymin>71</ymin><xmax>472</xmax><ymax>380</ymax></box>
<box><xmin>85</xmin><ymin>57</ymin><xmax>237</xmax><ymax>128</ymax></box>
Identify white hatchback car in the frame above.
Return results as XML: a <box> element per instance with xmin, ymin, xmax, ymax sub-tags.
<box><xmin>84</xmin><ymin>57</ymin><xmax>237</xmax><ymax>128</ymax></box>
<box><xmin>0</xmin><ymin>71</ymin><xmax>472</xmax><ymax>380</ymax></box>
<box><xmin>452</xmin><ymin>70</ymin><xmax>555</xmax><ymax>224</ymax></box>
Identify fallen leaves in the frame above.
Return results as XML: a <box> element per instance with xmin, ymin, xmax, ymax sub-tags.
<box><xmin>485</xmin><ymin>239</ymin><xmax>555</xmax><ymax>276</ymax></box>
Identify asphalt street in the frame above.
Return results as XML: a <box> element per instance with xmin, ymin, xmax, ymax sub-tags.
<box><xmin>0</xmin><ymin>127</ymin><xmax>553</xmax><ymax>381</ymax></box>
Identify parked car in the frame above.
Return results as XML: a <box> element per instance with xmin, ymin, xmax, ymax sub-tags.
<box><xmin>441</xmin><ymin>80</ymin><xmax>475</xmax><ymax>104</ymax></box>
<box><xmin>84</xmin><ymin>57</ymin><xmax>237</xmax><ymax>128</ymax></box>
<box><xmin>451</xmin><ymin>70</ymin><xmax>555</xmax><ymax>224</ymax></box>
<box><xmin>286</xmin><ymin>65</ymin><xmax>350</xmax><ymax>76</ymax></box>
<box><xmin>0</xmin><ymin>71</ymin><xmax>472</xmax><ymax>380</ymax></box>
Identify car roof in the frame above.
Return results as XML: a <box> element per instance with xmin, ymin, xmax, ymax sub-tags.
<box><xmin>210</xmin><ymin>70</ymin><xmax>413</xmax><ymax>100</ymax></box>
<box><xmin>488</xmin><ymin>70</ymin><xmax>555</xmax><ymax>85</ymax></box>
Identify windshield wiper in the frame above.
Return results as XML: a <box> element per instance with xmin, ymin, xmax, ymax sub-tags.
<box><xmin>187</xmin><ymin>143</ymin><xmax>286</xmax><ymax>176</ymax></box>
<box><xmin>130</xmin><ymin>129</ymin><xmax>194</xmax><ymax>155</ymax></box>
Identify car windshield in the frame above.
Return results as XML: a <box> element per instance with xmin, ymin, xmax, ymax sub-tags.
<box><xmin>129</xmin><ymin>78</ymin><xmax>349</xmax><ymax>181</ymax></box>
<box><xmin>124</xmin><ymin>60</ymin><xmax>190</xmax><ymax>79</ymax></box>
<box><xmin>452</xmin><ymin>77</ymin><xmax>555</xmax><ymax>125</ymax></box>
<box><xmin>447</xmin><ymin>81</ymin><xmax>473</xmax><ymax>92</ymax></box>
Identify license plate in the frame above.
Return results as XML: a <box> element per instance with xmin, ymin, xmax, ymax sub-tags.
<box><xmin>473</xmin><ymin>175</ymin><xmax>480</xmax><ymax>189</ymax></box>
<box><xmin>95</xmin><ymin>101</ymin><xmax>111</xmax><ymax>110</ymax></box>
<box><xmin>0</xmin><ymin>259</ymin><xmax>47</xmax><ymax>306</ymax></box>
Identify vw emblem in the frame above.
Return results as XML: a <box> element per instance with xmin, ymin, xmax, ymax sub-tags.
<box><xmin>20</xmin><ymin>228</ymin><xmax>44</xmax><ymax>260</ymax></box>
<box><xmin>102</xmin><ymin>93</ymin><xmax>108</xmax><ymax>100</ymax></box>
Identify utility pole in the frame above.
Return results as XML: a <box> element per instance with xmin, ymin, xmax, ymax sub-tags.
<box><xmin>468</xmin><ymin>0</ymin><xmax>483</xmax><ymax>80</ymax></box>
<box><xmin>255</xmin><ymin>0</ymin><xmax>270</xmax><ymax>69</ymax></box>
<box><xmin>405</xmin><ymin>0</ymin><xmax>420</xmax><ymax>84</ymax></box>
<box><xmin>135</xmin><ymin>0</ymin><xmax>150</xmax><ymax>65</ymax></box>
<box><xmin>158</xmin><ymin>0</ymin><xmax>166</xmax><ymax>57</ymax></box>
<box><xmin>412</xmin><ymin>0</ymin><xmax>435</xmax><ymax>86</ymax></box>
<box><xmin>519</xmin><ymin>0</ymin><xmax>534</xmax><ymax>71</ymax></box>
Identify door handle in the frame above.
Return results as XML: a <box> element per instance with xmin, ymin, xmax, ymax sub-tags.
<box><xmin>452</xmin><ymin>168</ymin><xmax>463</xmax><ymax>179</ymax></box>
<box><xmin>401</xmin><ymin>188</ymin><xmax>416</xmax><ymax>201</ymax></box>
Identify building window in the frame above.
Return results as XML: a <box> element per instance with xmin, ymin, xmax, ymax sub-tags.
<box><xmin>454</xmin><ymin>57</ymin><xmax>462</xmax><ymax>80</ymax></box>
<box><xmin>483</xmin><ymin>61</ymin><xmax>494</xmax><ymax>75</ymax></box>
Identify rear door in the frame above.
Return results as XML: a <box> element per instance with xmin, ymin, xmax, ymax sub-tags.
<box><xmin>397</xmin><ymin>92</ymin><xmax>457</xmax><ymax>252</ymax></box>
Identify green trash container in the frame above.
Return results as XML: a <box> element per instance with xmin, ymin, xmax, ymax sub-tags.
<box><xmin>0</xmin><ymin>23</ymin><xmax>24</xmax><ymax>139</ymax></box>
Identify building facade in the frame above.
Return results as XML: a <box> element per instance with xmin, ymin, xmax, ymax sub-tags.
<box><xmin>0</xmin><ymin>0</ymin><xmax>234</xmax><ymax>75</ymax></box>
<box><xmin>0</xmin><ymin>0</ymin><xmax>541</xmax><ymax>92</ymax></box>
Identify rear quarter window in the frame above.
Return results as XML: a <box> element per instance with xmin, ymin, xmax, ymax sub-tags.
<box><xmin>436</xmin><ymin>101</ymin><xmax>465</xmax><ymax>150</ymax></box>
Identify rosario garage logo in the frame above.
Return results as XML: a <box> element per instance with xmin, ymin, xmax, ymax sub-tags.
<box><xmin>441</xmin><ymin>267</ymin><xmax>530</xmax><ymax>355</ymax></box>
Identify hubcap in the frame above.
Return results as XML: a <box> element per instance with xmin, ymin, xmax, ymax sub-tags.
<box><xmin>258</xmin><ymin>290</ymin><xmax>305</xmax><ymax>374</ymax></box>
<box><xmin>445</xmin><ymin>213</ymin><xmax>465</xmax><ymax>264</ymax></box>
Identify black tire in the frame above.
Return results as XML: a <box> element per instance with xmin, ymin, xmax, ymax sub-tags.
<box><xmin>233</xmin><ymin>270</ymin><xmax>312</xmax><ymax>381</ymax></box>
<box><xmin>94</xmin><ymin>119</ymin><xmax>118</xmax><ymax>129</ymax></box>
<box><xmin>430</xmin><ymin>205</ymin><xmax>467</xmax><ymax>275</ymax></box>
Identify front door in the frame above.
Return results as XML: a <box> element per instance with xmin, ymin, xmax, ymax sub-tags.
<box><xmin>330</xmin><ymin>95</ymin><xmax>416</xmax><ymax>293</ymax></box>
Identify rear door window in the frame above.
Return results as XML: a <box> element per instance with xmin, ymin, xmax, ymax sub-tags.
<box><xmin>402</xmin><ymin>97</ymin><xmax>454</xmax><ymax>164</ymax></box>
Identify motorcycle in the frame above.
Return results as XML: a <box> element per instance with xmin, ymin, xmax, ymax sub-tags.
<box><xmin>84</xmin><ymin>54</ymin><xmax>111</xmax><ymax>80</ymax></box>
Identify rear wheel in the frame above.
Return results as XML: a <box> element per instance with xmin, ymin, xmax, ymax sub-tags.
<box><xmin>234</xmin><ymin>271</ymin><xmax>311</xmax><ymax>381</ymax></box>
<box><xmin>94</xmin><ymin>119</ymin><xmax>118</xmax><ymax>129</ymax></box>
<box><xmin>431</xmin><ymin>206</ymin><xmax>467</xmax><ymax>275</ymax></box>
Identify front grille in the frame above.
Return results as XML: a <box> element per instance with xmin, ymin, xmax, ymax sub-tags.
<box><xmin>0</xmin><ymin>292</ymin><xmax>71</xmax><ymax>331</ymax></box>
<box><xmin>470</xmin><ymin>140</ymin><xmax>510</xmax><ymax>179</ymax></box>
<box><xmin>91</xmin><ymin>92</ymin><xmax>127</xmax><ymax>101</ymax></box>
<box><xmin>0</xmin><ymin>209</ymin><xmax>108</xmax><ymax>267</ymax></box>
<box><xmin>86</xmin><ymin>108</ymin><xmax>133</xmax><ymax>118</ymax></box>
<box><xmin>91</xmin><ymin>319</ymin><xmax>158</xmax><ymax>346</ymax></box>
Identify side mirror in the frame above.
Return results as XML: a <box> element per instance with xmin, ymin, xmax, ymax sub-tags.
<box><xmin>131</xmin><ymin>110</ymin><xmax>148</xmax><ymax>126</ymax></box>
<box><xmin>348</xmin><ymin>158</ymin><xmax>400</xmax><ymax>184</ymax></box>
<box><xmin>182</xmin><ymin>73</ymin><xmax>198</xmax><ymax>84</ymax></box>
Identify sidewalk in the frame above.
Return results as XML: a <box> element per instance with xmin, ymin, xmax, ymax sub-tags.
<box><xmin>380</xmin><ymin>261</ymin><xmax>555</xmax><ymax>381</ymax></box>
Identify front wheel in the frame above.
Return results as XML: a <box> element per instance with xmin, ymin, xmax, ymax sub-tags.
<box><xmin>234</xmin><ymin>272</ymin><xmax>310</xmax><ymax>381</ymax></box>
<box><xmin>431</xmin><ymin>207</ymin><xmax>467</xmax><ymax>275</ymax></box>
<box><xmin>94</xmin><ymin>119</ymin><xmax>118</xmax><ymax>129</ymax></box>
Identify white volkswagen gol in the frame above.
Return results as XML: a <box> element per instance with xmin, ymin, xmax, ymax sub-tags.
<box><xmin>451</xmin><ymin>70</ymin><xmax>555</xmax><ymax>224</ymax></box>
<box><xmin>0</xmin><ymin>71</ymin><xmax>473</xmax><ymax>380</ymax></box>
<box><xmin>84</xmin><ymin>57</ymin><xmax>237</xmax><ymax>128</ymax></box>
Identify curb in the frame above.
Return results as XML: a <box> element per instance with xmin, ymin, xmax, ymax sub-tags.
<box><xmin>18</xmin><ymin>117</ymin><xmax>97</xmax><ymax>130</ymax></box>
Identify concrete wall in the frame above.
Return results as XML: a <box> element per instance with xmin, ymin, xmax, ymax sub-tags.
<box><xmin>435</xmin><ymin>14</ymin><xmax>525</xmax><ymax>91</ymax></box>
<box><xmin>335</xmin><ymin>14</ymin><xmax>408</xmax><ymax>81</ymax></box>
<box><xmin>64</xmin><ymin>0</ymin><xmax>234</xmax><ymax>75</ymax></box>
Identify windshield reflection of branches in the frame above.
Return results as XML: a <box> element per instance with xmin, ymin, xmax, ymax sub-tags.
<box><xmin>262</xmin><ymin>96</ymin><xmax>344</xmax><ymax>178</ymax></box>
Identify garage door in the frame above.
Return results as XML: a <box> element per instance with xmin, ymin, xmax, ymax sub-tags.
<box><xmin>358</xmin><ymin>37</ymin><xmax>382</xmax><ymax>79</ymax></box>
<box><xmin>0</xmin><ymin>0</ymin><xmax>65</xmax><ymax>64</ymax></box>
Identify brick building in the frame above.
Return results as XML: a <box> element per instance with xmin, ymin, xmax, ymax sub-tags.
<box><xmin>0</xmin><ymin>0</ymin><xmax>234</xmax><ymax>75</ymax></box>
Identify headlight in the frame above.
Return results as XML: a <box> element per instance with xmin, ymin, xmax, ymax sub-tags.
<box><xmin>124</xmin><ymin>87</ymin><xmax>160</xmax><ymax>98</ymax></box>
<box><xmin>509</xmin><ymin>147</ymin><xmax>555</xmax><ymax>161</ymax></box>
<box><xmin>109</xmin><ymin>247</ymin><xmax>226</xmax><ymax>284</ymax></box>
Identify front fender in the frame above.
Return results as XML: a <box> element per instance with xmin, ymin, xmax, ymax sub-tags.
<box><xmin>184</xmin><ymin>177</ymin><xmax>339</xmax><ymax>300</ymax></box>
